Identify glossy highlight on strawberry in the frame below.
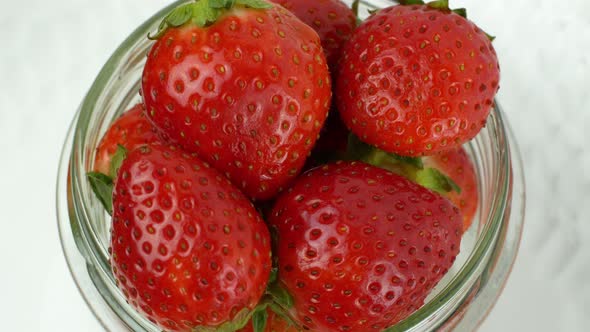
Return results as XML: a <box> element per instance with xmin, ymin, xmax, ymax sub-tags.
<box><xmin>337</xmin><ymin>4</ymin><xmax>500</xmax><ymax>156</ymax></box>
<box><xmin>142</xmin><ymin>2</ymin><xmax>332</xmax><ymax>201</ymax></box>
<box><xmin>269</xmin><ymin>161</ymin><xmax>463</xmax><ymax>331</ymax></box>
<box><xmin>110</xmin><ymin>144</ymin><xmax>272</xmax><ymax>331</ymax></box>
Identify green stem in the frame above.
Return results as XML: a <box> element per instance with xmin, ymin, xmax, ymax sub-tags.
<box><xmin>345</xmin><ymin>133</ymin><xmax>460</xmax><ymax>194</ymax></box>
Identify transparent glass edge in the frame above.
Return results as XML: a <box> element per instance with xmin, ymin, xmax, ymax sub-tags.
<box><xmin>57</xmin><ymin>112</ymin><xmax>128</xmax><ymax>331</ymax></box>
<box><xmin>60</xmin><ymin>1</ymin><xmax>190</xmax><ymax>330</ymax></box>
<box><xmin>391</xmin><ymin>104</ymin><xmax>513</xmax><ymax>331</ymax></box>
<box><xmin>463</xmin><ymin>110</ymin><xmax>526</xmax><ymax>332</ymax></box>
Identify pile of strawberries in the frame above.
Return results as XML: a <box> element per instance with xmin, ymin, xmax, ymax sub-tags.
<box><xmin>87</xmin><ymin>0</ymin><xmax>499</xmax><ymax>331</ymax></box>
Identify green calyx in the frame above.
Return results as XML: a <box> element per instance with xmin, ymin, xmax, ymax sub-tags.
<box><xmin>263</xmin><ymin>267</ymin><xmax>302</xmax><ymax>331</ymax></box>
<box><xmin>396</xmin><ymin>0</ymin><xmax>497</xmax><ymax>41</ymax></box>
<box><xmin>87</xmin><ymin>172</ymin><xmax>114</xmax><ymax>215</ymax></box>
<box><xmin>237</xmin><ymin>272</ymin><xmax>299</xmax><ymax>332</ymax></box>
<box><xmin>345</xmin><ymin>134</ymin><xmax>461</xmax><ymax>194</ymax></box>
<box><xmin>251</xmin><ymin>307</ymin><xmax>269</xmax><ymax>332</ymax></box>
<box><xmin>397</xmin><ymin>0</ymin><xmax>451</xmax><ymax>10</ymax></box>
<box><xmin>87</xmin><ymin>145</ymin><xmax>128</xmax><ymax>215</ymax></box>
<box><xmin>187</xmin><ymin>279</ymin><xmax>296</xmax><ymax>332</ymax></box>
<box><xmin>149</xmin><ymin>0</ymin><xmax>273</xmax><ymax>39</ymax></box>
<box><xmin>396</xmin><ymin>0</ymin><xmax>466</xmax><ymax>18</ymax></box>
<box><xmin>426</xmin><ymin>0</ymin><xmax>450</xmax><ymax>10</ymax></box>
<box><xmin>415</xmin><ymin>167</ymin><xmax>461</xmax><ymax>194</ymax></box>
<box><xmin>267</xmin><ymin>281</ymin><xmax>294</xmax><ymax>309</ymax></box>
<box><xmin>109</xmin><ymin>145</ymin><xmax>127</xmax><ymax>179</ymax></box>
<box><xmin>191</xmin><ymin>307</ymin><xmax>259</xmax><ymax>332</ymax></box>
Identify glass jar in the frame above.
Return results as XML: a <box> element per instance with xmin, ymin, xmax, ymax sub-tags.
<box><xmin>56</xmin><ymin>1</ymin><xmax>526</xmax><ymax>331</ymax></box>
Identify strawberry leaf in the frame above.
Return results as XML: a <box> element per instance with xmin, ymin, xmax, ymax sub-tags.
<box><xmin>422</xmin><ymin>1</ymin><xmax>496</xmax><ymax>42</ymax></box>
<box><xmin>87</xmin><ymin>172</ymin><xmax>114</xmax><ymax>215</ymax></box>
<box><xmin>452</xmin><ymin>8</ymin><xmax>467</xmax><ymax>18</ymax></box>
<box><xmin>209</xmin><ymin>0</ymin><xmax>236</xmax><ymax>8</ymax></box>
<box><xmin>149</xmin><ymin>0</ymin><xmax>271</xmax><ymax>39</ymax></box>
<box><xmin>149</xmin><ymin>2</ymin><xmax>197</xmax><ymax>39</ymax></box>
<box><xmin>346</xmin><ymin>133</ymin><xmax>423</xmax><ymax>170</ymax></box>
<box><xmin>109</xmin><ymin>145</ymin><xmax>128</xmax><ymax>179</ymax></box>
<box><xmin>192</xmin><ymin>307</ymin><xmax>253</xmax><ymax>332</ymax></box>
<box><xmin>267</xmin><ymin>282</ymin><xmax>294</xmax><ymax>308</ymax></box>
<box><xmin>166</xmin><ymin>3</ymin><xmax>194</xmax><ymax>27</ymax></box>
<box><xmin>252</xmin><ymin>308</ymin><xmax>268</xmax><ymax>332</ymax></box>
<box><xmin>88</xmin><ymin>145</ymin><xmax>126</xmax><ymax>214</ymax></box>
<box><xmin>416</xmin><ymin>167</ymin><xmax>461</xmax><ymax>194</ymax></box>
<box><xmin>388</xmin><ymin>153</ymin><xmax>424</xmax><ymax>170</ymax></box>
<box><xmin>427</xmin><ymin>0</ymin><xmax>450</xmax><ymax>10</ymax></box>
<box><xmin>268</xmin><ymin>303</ymin><xmax>301</xmax><ymax>329</ymax></box>
<box><xmin>345</xmin><ymin>134</ymin><xmax>462</xmax><ymax>195</ymax></box>
<box><xmin>191</xmin><ymin>0</ymin><xmax>222</xmax><ymax>27</ymax></box>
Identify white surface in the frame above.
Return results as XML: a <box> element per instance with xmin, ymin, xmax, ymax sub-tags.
<box><xmin>0</xmin><ymin>0</ymin><xmax>588</xmax><ymax>331</ymax></box>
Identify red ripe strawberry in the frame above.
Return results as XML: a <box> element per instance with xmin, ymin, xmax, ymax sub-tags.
<box><xmin>238</xmin><ymin>308</ymin><xmax>298</xmax><ymax>332</ymax></box>
<box><xmin>336</xmin><ymin>1</ymin><xmax>500</xmax><ymax>156</ymax></box>
<box><xmin>142</xmin><ymin>0</ymin><xmax>332</xmax><ymax>200</ymax></box>
<box><xmin>424</xmin><ymin>147</ymin><xmax>478</xmax><ymax>230</ymax></box>
<box><xmin>269</xmin><ymin>161</ymin><xmax>462</xmax><ymax>331</ymax></box>
<box><xmin>93</xmin><ymin>104</ymin><xmax>161</xmax><ymax>175</ymax></box>
<box><xmin>110</xmin><ymin>144</ymin><xmax>271</xmax><ymax>331</ymax></box>
<box><xmin>269</xmin><ymin>0</ymin><xmax>356</xmax><ymax>69</ymax></box>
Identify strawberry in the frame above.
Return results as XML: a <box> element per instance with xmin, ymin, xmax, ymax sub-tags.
<box><xmin>109</xmin><ymin>144</ymin><xmax>272</xmax><ymax>331</ymax></box>
<box><xmin>336</xmin><ymin>1</ymin><xmax>500</xmax><ymax>156</ymax></box>
<box><xmin>346</xmin><ymin>133</ymin><xmax>477</xmax><ymax>230</ymax></box>
<box><xmin>238</xmin><ymin>307</ymin><xmax>299</xmax><ymax>332</ymax></box>
<box><xmin>269</xmin><ymin>161</ymin><xmax>463</xmax><ymax>331</ymax></box>
<box><xmin>263</xmin><ymin>0</ymin><xmax>356</xmax><ymax>169</ymax></box>
<box><xmin>269</xmin><ymin>0</ymin><xmax>356</xmax><ymax>70</ymax></box>
<box><xmin>142</xmin><ymin>0</ymin><xmax>332</xmax><ymax>200</ymax></box>
<box><xmin>423</xmin><ymin>147</ymin><xmax>478</xmax><ymax>230</ymax></box>
<box><xmin>93</xmin><ymin>103</ymin><xmax>161</xmax><ymax>176</ymax></box>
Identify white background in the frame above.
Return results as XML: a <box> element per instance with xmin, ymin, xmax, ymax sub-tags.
<box><xmin>1</xmin><ymin>0</ymin><xmax>589</xmax><ymax>330</ymax></box>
